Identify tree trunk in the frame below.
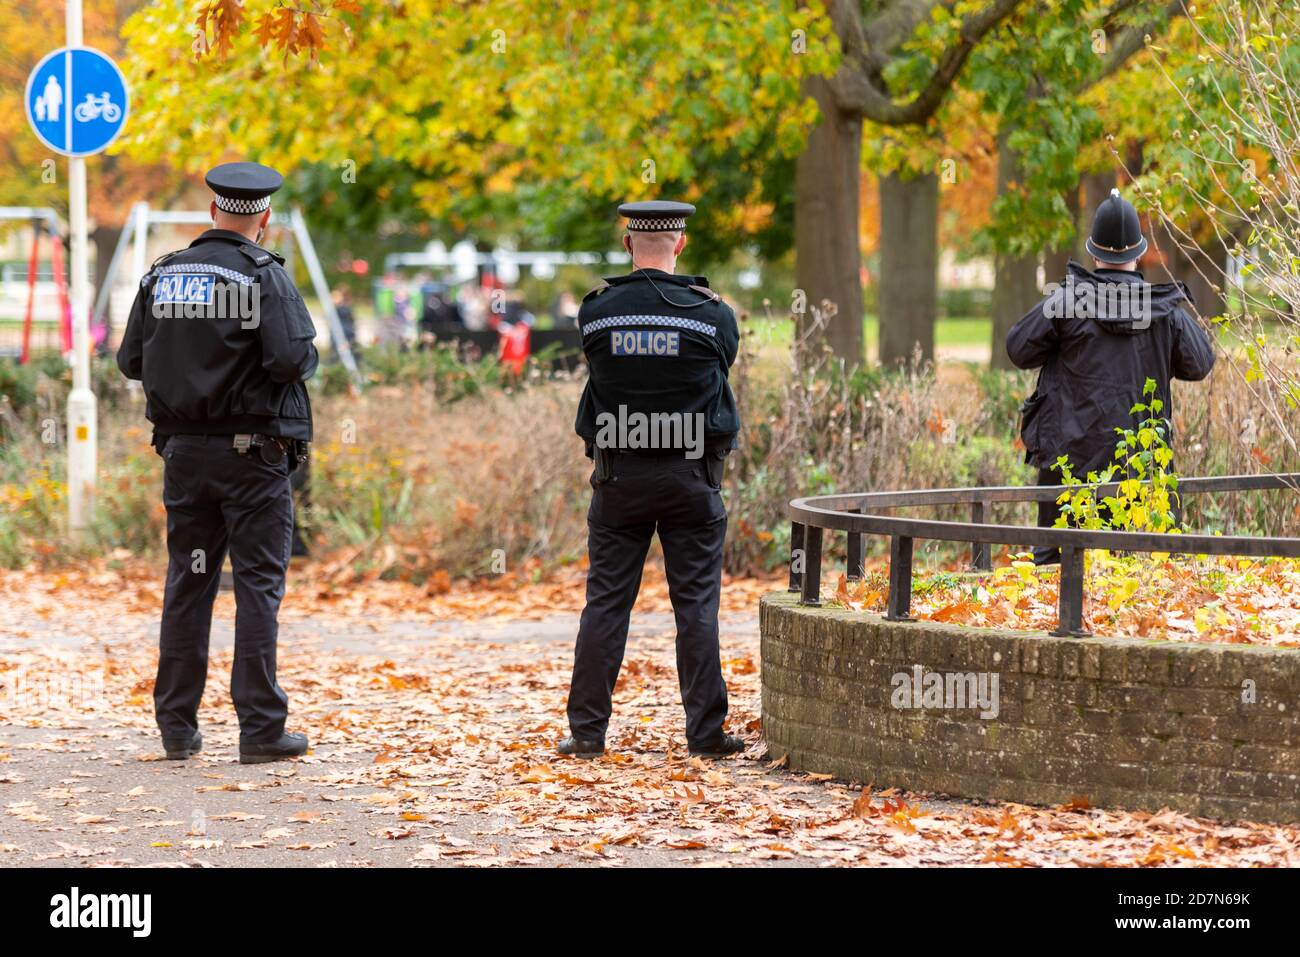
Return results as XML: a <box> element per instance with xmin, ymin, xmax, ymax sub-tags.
<box><xmin>1043</xmin><ymin>175</ymin><xmax>1081</xmax><ymax>283</ymax></box>
<box><xmin>1079</xmin><ymin>170</ymin><xmax>1116</xmax><ymax>259</ymax></box>
<box><xmin>990</xmin><ymin>134</ymin><xmax>1042</xmax><ymax>370</ymax></box>
<box><xmin>991</xmin><ymin>254</ymin><xmax>1041</xmax><ymax>370</ymax></box>
<box><xmin>877</xmin><ymin>170</ymin><xmax>937</xmax><ymax>366</ymax></box>
<box><xmin>1144</xmin><ymin>210</ymin><xmax>1227</xmax><ymax>324</ymax></box>
<box><xmin>794</xmin><ymin>76</ymin><xmax>864</xmax><ymax>365</ymax></box>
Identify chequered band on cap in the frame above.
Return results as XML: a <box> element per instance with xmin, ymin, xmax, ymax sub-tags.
<box><xmin>214</xmin><ymin>194</ymin><xmax>272</xmax><ymax>214</ymax></box>
<box><xmin>627</xmin><ymin>217</ymin><xmax>687</xmax><ymax>232</ymax></box>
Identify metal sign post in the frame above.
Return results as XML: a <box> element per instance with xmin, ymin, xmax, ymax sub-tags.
<box><xmin>67</xmin><ymin>110</ymin><xmax>94</xmax><ymax>533</ymax></box>
<box><xmin>25</xmin><ymin>2</ymin><xmax>130</xmax><ymax>532</ymax></box>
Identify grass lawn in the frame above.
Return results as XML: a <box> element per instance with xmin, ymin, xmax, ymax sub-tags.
<box><xmin>745</xmin><ymin>314</ymin><xmax>994</xmax><ymax>362</ymax></box>
<box><xmin>743</xmin><ymin>312</ymin><xmax>1266</xmax><ymax>367</ymax></box>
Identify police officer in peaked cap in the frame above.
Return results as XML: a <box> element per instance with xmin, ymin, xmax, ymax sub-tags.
<box><xmin>559</xmin><ymin>199</ymin><xmax>745</xmax><ymax>760</ymax></box>
<box><xmin>117</xmin><ymin>161</ymin><xmax>316</xmax><ymax>764</ymax></box>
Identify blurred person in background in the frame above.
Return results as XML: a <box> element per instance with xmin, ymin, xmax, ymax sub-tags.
<box><xmin>331</xmin><ymin>285</ymin><xmax>356</xmax><ymax>350</ymax></box>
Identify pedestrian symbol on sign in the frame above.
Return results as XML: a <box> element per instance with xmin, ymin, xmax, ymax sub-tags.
<box><xmin>35</xmin><ymin>74</ymin><xmax>64</xmax><ymax>122</ymax></box>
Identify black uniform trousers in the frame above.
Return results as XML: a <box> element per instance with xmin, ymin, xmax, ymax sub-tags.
<box><xmin>1034</xmin><ymin>467</ymin><xmax>1064</xmax><ymax>566</ymax></box>
<box><xmin>156</xmin><ymin>434</ymin><xmax>293</xmax><ymax>743</ymax></box>
<box><xmin>567</xmin><ymin>453</ymin><xmax>729</xmax><ymax>749</ymax></box>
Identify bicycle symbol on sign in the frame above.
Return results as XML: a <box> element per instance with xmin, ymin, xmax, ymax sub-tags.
<box><xmin>73</xmin><ymin>92</ymin><xmax>121</xmax><ymax>123</ymax></box>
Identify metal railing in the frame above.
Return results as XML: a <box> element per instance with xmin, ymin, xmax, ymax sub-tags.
<box><xmin>786</xmin><ymin>473</ymin><xmax>1300</xmax><ymax>637</ymax></box>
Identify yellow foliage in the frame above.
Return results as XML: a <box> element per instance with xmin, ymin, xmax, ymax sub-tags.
<box><xmin>120</xmin><ymin>1</ymin><xmax>837</xmax><ymax>226</ymax></box>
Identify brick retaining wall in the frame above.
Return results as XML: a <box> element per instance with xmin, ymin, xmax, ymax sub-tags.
<box><xmin>760</xmin><ymin>592</ymin><xmax>1300</xmax><ymax>823</ymax></box>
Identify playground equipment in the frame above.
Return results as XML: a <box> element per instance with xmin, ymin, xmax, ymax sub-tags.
<box><xmin>0</xmin><ymin>207</ymin><xmax>71</xmax><ymax>362</ymax></box>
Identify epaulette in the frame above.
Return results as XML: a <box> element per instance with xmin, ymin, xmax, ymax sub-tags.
<box><xmin>583</xmin><ymin>280</ymin><xmax>611</xmax><ymax>301</ymax></box>
<box><xmin>236</xmin><ymin>243</ymin><xmax>285</xmax><ymax>268</ymax></box>
<box><xmin>687</xmin><ymin>283</ymin><xmax>721</xmax><ymax>303</ymax></box>
<box><xmin>141</xmin><ymin>250</ymin><xmax>181</xmax><ymax>287</ymax></box>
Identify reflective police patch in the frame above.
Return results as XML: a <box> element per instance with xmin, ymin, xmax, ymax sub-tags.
<box><xmin>610</xmin><ymin>330</ymin><xmax>680</xmax><ymax>356</ymax></box>
<box><xmin>153</xmin><ymin>273</ymin><xmax>216</xmax><ymax>306</ymax></box>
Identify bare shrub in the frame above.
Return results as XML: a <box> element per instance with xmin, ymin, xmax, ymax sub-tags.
<box><xmin>308</xmin><ymin>381</ymin><xmax>589</xmax><ymax>580</ymax></box>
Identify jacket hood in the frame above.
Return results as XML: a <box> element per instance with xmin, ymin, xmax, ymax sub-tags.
<box><xmin>1053</xmin><ymin>259</ymin><xmax>1194</xmax><ymax>335</ymax></box>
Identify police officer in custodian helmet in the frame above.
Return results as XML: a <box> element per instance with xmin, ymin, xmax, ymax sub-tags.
<box><xmin>559</xmin><ymin>200</ymin><xmax>746</xmax><ymax>760</ymax></box>
<box><xmin>117</xmin><ymin>162</ymin><xmax>316</xmax><ymax>764</ymax></box>
<box><xmin>1007</xmin><ymin>187</ymin><xmax>1215</xmax><ymax>564</ymax></box>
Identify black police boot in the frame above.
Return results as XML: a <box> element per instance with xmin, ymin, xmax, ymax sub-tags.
<box><xmin>239</xmin><ymin>732</ymin><xmax>309</xmax><ymax>765</ymax></box>
<box><xmin>688</xmin><ymin>734</ymin><xmax>746</xmax><ymax>759</ymax></box>
<box><xmin>557</xmin><ymin>736</ymin><xmax>605</xmax><ymax>759</ymax></box>
<box><xmin>163</xmin><ymin>731</ymin><xmax>202</xmax><ymax>760</ymax></box>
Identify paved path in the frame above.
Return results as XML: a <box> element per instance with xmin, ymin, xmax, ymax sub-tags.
<box><xmin>1</xmin><ymin>606</ymin><xmax>851</xmax><ymax>867</ymax></box>
<box><xmin>2</xmin><ymin>578</ymin><xmax>1297</xmax><ymax>867</ymax></box>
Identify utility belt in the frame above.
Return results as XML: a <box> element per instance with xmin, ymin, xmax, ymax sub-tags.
<box><xmin>592</xmin><ymin>445</ymin><xmax>729</xmax><ymax>487</ymax></box>
<box><xmin>233</xmin><ymin>433</ymin><xmax>309</xmax><ymax>472</ymax></box>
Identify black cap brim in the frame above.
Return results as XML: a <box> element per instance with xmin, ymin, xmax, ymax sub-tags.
<box><xmin>1085</xmin><ymin>235</ymin><xmax>1147</xmax><ymax>264</ymax></box>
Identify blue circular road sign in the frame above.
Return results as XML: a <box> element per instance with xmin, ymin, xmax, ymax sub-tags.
<box><xmin>25</xmin><ymin>46</ymin><xmax>129</xmax><ymax>157</ymax></box>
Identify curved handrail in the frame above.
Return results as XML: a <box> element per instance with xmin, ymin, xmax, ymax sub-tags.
<box><xmin>785</xmin><ymin>472</ymin><xmax>1300</xmax><ymax>637</ymax></box>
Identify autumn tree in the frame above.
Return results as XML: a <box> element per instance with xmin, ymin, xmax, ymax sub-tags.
<box><xmin>964</xmin><ymin>0</ymin><xmax>1187</xmax><ymax>370</ymax></box>
<box><xmin>1099</xmin><ymin>7</ymin><xmax>1245</xmax><ymax>317</ymax></box>
<box><xmin>122</xmin><ymin>1</ymin><xmax>835</xmax><ymax>287</ymax></box>
<box><xmin>1</xmin><ymin>0</ymin><xmax>183</xmax><ymax>297</ymax></box>
<box><xmin>124</xmin><ymin>2</ymin><xmax>1050</xmax><ymax>367</ymax></box>
<box><xmin>839</xmin><ymin>2</ymin><xmax>1185</xmax><ymax>367</ymax></box>
<box><xmin>795</xmin><ymin>0</ymin><xmax>1024</xmax><ymax>364</ymax></box>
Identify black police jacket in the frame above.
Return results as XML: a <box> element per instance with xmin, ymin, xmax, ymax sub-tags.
<box><xmin>1007</xmin><ymin>259</ymin><xmax>1215</xmax><ymax>476</ymax></box>
<box><xmin>117</xmin><ymin>229</ymin><xmax>318</xmax><ymax>442</ymax></box>
<box><xmin>574</xmin><ymin>268</ymin><xmax>740</xmax><ymax>454</ymax></box>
